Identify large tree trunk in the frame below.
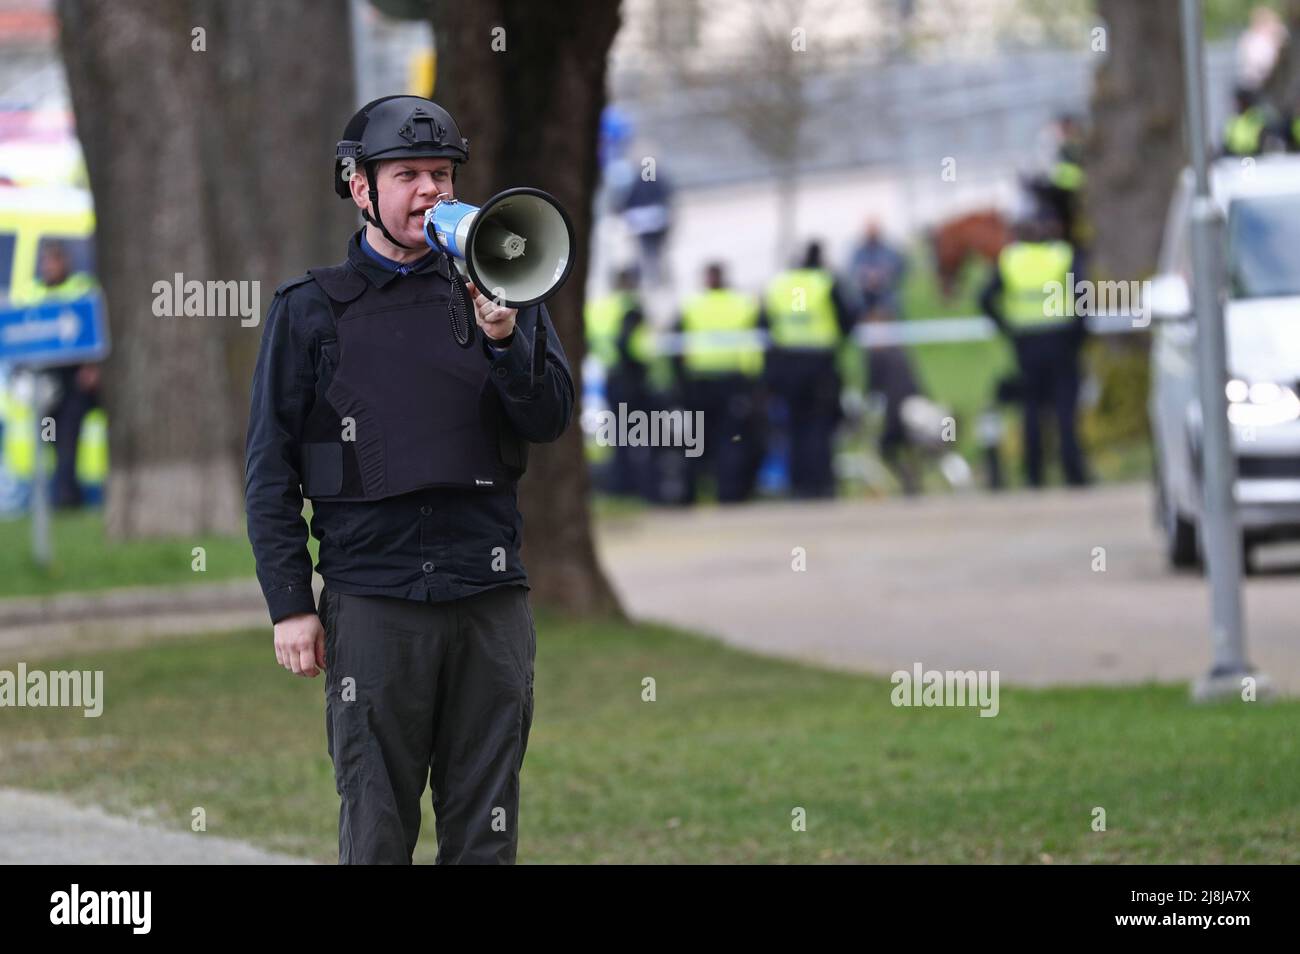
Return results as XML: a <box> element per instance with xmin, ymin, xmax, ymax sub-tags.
<box><xmin>57</xmin><ymin>0</ymin><xmax>354</xmax><ymax>539</ymax></box>
<box><xmin>1085</xmin><ymin>0</ymin><xmax>1186</xmax><ymax>281</ymax></box>
<box><xmin>430</xmin><ymin>0</ymin><xmax>623</xmax><ymax>616</ymax></box>
<box><xmin>188</xmin><ymin>2</ymin><xmax>359</xmax><ymax>469</ymax></box>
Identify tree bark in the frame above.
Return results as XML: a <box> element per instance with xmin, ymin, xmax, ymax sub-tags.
<box><xmin>57</xmin><ymin>0</ymin><xmax>355</xmax><ymax>538</ymax></box>
<box><xmin>1085</xmin><ymin>0</ymin><xmax>1186</xmax><ymax>281</ymax></box>
<box><xmin>430</xmin><ymin>0</ymin><xmax>623</xmax><ymax>616</ymax></box>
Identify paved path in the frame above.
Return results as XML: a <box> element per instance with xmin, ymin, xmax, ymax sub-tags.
<box><xmin>596</xmin><ymin>482</ymin><xmax>1300</xmax><ymax>693</ymax></box>
<box><xmin>4</xmin><ymin>483</ymin><xmax>1295</xmax><ymax>693</ymax></box>
<box><xmin>0</xmin><ymin>584</ymin><xmax>317</xmax><ymax>863</ymax></box>
<box><xmin>0</xmin><ymin>788</ymin><xmax>312</xmax><ymax>864</ymax></box>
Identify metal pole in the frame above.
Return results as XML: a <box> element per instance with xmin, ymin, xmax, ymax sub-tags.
<box><xmin>348</xmin><ymin>0</ymin><xmax>368</xmax><ymax>108</ymax></box>
<box><xmin>1179</xmin><ymin>0</ymin><xmax>1258</xmax><ymax>698</ymax></box>
<box><xmin>30</xmin><ymin>370</ymin><xmax>51</xmax><ymax>567</ymax></box>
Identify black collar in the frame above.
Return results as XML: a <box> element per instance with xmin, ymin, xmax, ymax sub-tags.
<box><xmin>346</xmin><ymin>228</ymin><xmax>450</xmax><ymax>289</ymax></box>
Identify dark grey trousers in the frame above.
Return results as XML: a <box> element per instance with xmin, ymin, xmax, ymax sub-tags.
<box><xmin>318</xmin><ymin>584</ymin><xmax>536</xmax><ymax>864</ymax></box>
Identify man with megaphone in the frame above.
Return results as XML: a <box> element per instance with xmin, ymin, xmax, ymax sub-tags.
<box><xmin>244</xmin><ymin>95</ymin><xmax>575</xmax><ymax>865</ymax></box>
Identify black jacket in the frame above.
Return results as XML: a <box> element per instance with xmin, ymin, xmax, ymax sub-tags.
<box><xmin>244</xmin><ymin>229</ymin><xmax>573</xmax><ymax>623</ymax></box>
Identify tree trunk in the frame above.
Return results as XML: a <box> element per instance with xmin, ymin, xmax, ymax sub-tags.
<box><xmin>430</xmin><ymin>0</ymin><xmax>623</xmax><ymax>616</ymax></box>
<box><xmin>187</xmin><ymin>1</ymin><xmax>359</xmax><ymax>469</ymax></box>
<box><xmin>57</xmin><ymin>0</ymin><xmax>355</xmax><ymax>539</ymax></box>
<box><xmin>1085</xmin><ymin>0</ymin><xmax>1186</xmax><ymax>281</ymax></box>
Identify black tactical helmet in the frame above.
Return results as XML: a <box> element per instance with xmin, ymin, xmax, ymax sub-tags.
<box><xmin>335</xmin><ymin>95</ymin><xmax>469</xmax><ymax>249</ymax></box>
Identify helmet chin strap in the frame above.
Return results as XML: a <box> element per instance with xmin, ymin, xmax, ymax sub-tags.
<box><xmin>363</xmin><ymin>161</ymin><xmax>420</xmax><ymax>251</ymax></box>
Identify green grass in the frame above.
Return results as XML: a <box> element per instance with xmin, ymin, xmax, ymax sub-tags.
<box><xmin>0</xmin><ymin>507</ymin><xmax>282</xmax><ymax>599</ymax></box>
<box><xmin>898</xmin><ymin>240</ymin><xmax>990</xmax><ymax>322</ymax></box>
<box><xmin>1</xmin><ymin>616</ymin><xmax>1294</xmax><ymax>864</ymax></box>
<box><xmin>867</xmin><ymin>247</ymin><xmax>1017</xmax><ymax>464</ymax></box>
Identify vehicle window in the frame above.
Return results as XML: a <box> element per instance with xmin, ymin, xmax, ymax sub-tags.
<box><xmin>31</xmin><ymin>235</ymin><xmax>96</xmax><ymax>283</ymax></box>
<box><xmin>1226</xmin><ymin>195</ymin><xmax>1300</xmax><ymax>298</ymax></box>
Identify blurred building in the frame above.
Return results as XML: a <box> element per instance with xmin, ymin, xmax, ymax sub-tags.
<box><xmin>590</xmin><ymin>0</ymin><xmax>1238</xmax><ymax>305</ymax></box>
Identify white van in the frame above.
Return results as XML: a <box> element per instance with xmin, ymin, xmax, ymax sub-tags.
<box><xmin>1148</xmin><ymin>154</ymin><xmax>1300</xmax><ymax>570</ymax></box>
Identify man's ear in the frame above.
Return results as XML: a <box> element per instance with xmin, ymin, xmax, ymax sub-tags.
<box><xmin>348</xmin><ymin>164</ymin><xmax>372</xmax><ymax>213</ymax></box>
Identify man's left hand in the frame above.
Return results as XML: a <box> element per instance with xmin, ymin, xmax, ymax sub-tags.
<box><xmin>465</xmin><ymin>281</ymin><xmax>517</xmax><ymax>341</ymax></box>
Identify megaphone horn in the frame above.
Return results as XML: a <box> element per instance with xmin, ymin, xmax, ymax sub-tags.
<box><xmin>423</xmin><ymin>187</ymin><xmax>576</xmax><ymax>309</ymax></box>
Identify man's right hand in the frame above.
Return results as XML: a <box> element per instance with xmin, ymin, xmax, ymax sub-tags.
<box><xmin>274</xmin><ymin>613</ymin><xmax>326</xmax><ymax>677</ymax></box>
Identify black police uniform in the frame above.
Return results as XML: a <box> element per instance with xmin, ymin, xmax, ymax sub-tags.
<box><xmin>762</xmin><ymin>280</ymin><xmax>857</xmax><ymax>500</ymax></box>
<box><xmin>244</xmin><ymin>228</ymin><xmax>573</xmax><ymax>863</ymax></box>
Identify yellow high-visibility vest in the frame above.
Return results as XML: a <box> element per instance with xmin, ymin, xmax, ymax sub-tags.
<box><xmin>1224</xmin><ymin>108</ymin><xmax>1267</xmax><ymax>156</ymax></box>
<box><xmin>681</xmin><ymin>289</ymin><xmax>763</xmax><ymax>377</ymax></box>
<box><xmin>764</xmin><ymin>268</ymin><xmax>840</xmax><ymax>350</ymax></box>
<box><xmin>584</xmin><ymin>292</ymin><xmax>634</xmax><ymax>368</ymax></box>
<box><xmin>1050</xmin><ymin>159</ymin><xmax>1085</xmax><ymax>192</ymax></box>
<box><xmin>14</xmin><ymin>274</ymin><xmax>107</xmax><ymax>487</ymax></box>
<box><xmin>76</xmin><ymin>406</ymin><xmax>108</xmax><ymax>485</ymax></box>
<box><xmin>1</xmin><ymin>390</ymin><xmax>50</xmax><ymax>479</ymax></box>
<box><xmin>627</xmin><ymin>322</ymin><xmax>654</xmax><ymax>365</ymax></box>
<box><xmin>1</xmin><ymin>389</ymin><xmax>105</xmax><ymax>484</ymax></box>
<box><xmin>17</xmin><ymin>271</ymin><xmax>99</xmax><ymax>305</ymax></box>
<box><xmin>997</xmin><ymin>240</ymin><xmax>1074</xmax><ymax>331</ymax></box>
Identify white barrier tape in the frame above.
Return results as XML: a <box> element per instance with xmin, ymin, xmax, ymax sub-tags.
<box><xmin>643</xmin><ymin>311</ymin><xmax>1151</xmax><ymax>356</ymax></box>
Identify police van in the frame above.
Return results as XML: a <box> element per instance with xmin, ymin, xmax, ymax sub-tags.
<box><xmin>1148</xmin><ymin>155</ymin><xmax>1300</xmax><ymax>571</ymax></box>
<box><xmin>0</xmin><ymin>183</ymin><xmax>106</xmax><ymax>511</ymax></box>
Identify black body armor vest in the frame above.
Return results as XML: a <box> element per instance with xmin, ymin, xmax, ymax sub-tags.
<box><xmin>297</xmin><ymin>261</ymin><xmax>527</xmax><ymax>501</ymax></box>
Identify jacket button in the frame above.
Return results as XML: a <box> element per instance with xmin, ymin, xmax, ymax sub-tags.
<box><xmin>422</xmin><ymin>561</ymin><xmax>435</xmax><ymax>573</ymax></box>
<box><xmin>493</xmin><ymin>366</ymin><xmax>508</xmax><ymax>378</ymax></box>
<box><xmin>420</xmin><ymin>505</ymin><xmax>431</xmax><ymax>516</ymax></box>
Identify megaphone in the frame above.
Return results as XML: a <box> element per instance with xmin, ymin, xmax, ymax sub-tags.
<box><xmin>423</xmin><ymin>187</ymin><xmax>575</xmax><ymax>308</ymax></box>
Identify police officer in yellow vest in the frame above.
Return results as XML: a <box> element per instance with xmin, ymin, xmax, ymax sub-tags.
<box><xmin>585</xmin><ymin>266</ymin><xmax>653</xmax><ymax>496</ymax></box>
<box><xmin>1222</xmin><ymin>87</ymin><xmax>1279</xmax><ymax>157</ymax></box>
<box><xmin>980</xmin><ymin>218</ymin><xmax>1087</xmax><ymax>487</ymax></box>
<box><xmin>762</xmin><ymin>241</ymin><xmax>856</xmax><ymax>499</ymax></box>
<box><xmin>1046</xmin><ymin>114</ymin><xmax>1087</xmax><ymax>249</ymax></box>
<box><xmin>25</xmin><ymin>241</ymin><xmax>106</xmax><ymax>508</ymax></box>
<box><xmin>674</xmin><ymin>261</ymin><xmax>764</xmax><ymax>503</ymax></box>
